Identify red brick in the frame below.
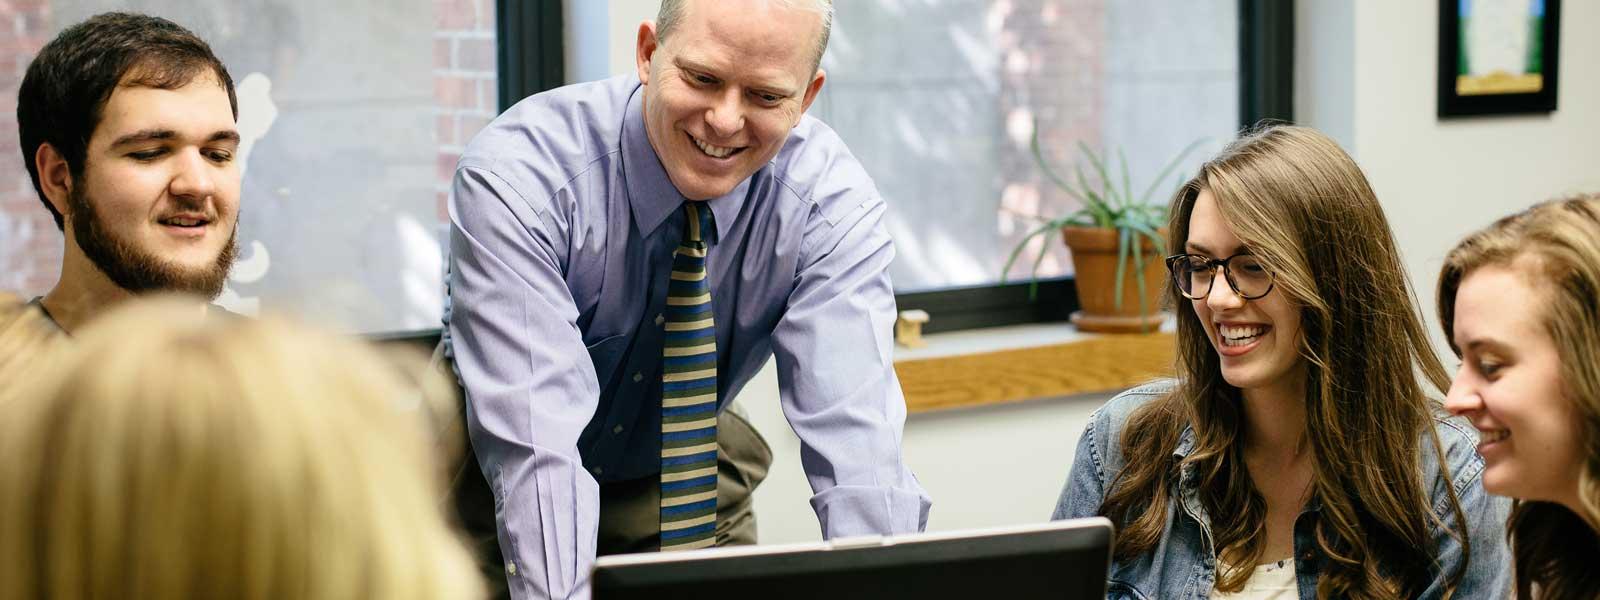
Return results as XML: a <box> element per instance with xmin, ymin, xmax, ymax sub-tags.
<box><xmin>436</xmin><ymin>114</ymin><xmax>456</xmax><ymax>146</ymax></box>
<box><xmin>476</xmin><ymin>0</ymin><xmax>496</xmax><ymax>30</ymax></box>
<box><xmin>456</xmin><ymin>38</ymin><xmax>495</xmax><ymax>73</ymax></box>
<box><xmin>457</xmin><ymin>115</ymin><xmax>492</xmax><ymax>141</ymax></box>
<box><xmin>437</xmin><ymin>152</ymin><xmax>459</xmax><ymax>184</ymax></box>
<box><xmin>435</xmin><ymin>39</ymin><xmax>452</xmax><ymax>71</ymax></box>
<box><xmin>434</xmin><ymin>76</ymin><xmax>476</xmax><ymax>109</ymax></box>
<box><xmin>476</xmin><ymin>78</ymin><xmax>496</xmax><ymax>112</ymax></box>
<box><xmin>436</xmin><ymin>0</ymin><xmax>475</xmax><ymax>31</ymax></box>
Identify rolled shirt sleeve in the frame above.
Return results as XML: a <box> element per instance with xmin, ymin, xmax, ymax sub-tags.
<box><xmin>448</xmin><ymin>164</ymin><xmax>599</xmax><ymax>600</ymax></box>
<box><xmin>770</xmin><ymin>191</ymin><xmax>932</xmax><ymax>537</ymax></box>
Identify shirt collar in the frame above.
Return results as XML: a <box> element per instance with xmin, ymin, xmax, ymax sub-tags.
<box><xmin>619</xmin><ymin>77</ymin><xmax>748</xmax><ymax>245</ymax></box>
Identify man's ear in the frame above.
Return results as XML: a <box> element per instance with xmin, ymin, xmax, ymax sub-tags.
<box><xmin>798</xmin><ymin>68</ymin><xmax>827</xmax><ymax>115</ymax></box>
<box><xmin>636</xmin><ymin>20</ymin><xmax>660</xmax><ymax>85</ymax></box>
<box><xmin>34</xmin><ymin>143</ymin><xmax>73</xmax><ymax>220</ymax></box>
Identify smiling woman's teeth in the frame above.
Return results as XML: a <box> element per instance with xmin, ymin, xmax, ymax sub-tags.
<box><xmin>1220</xmin><ymin>324</ymin><xmax>1265</xmax><ymax>346</ymax></box>
<box><xmin>1481</xmin><ymin>429</ymin><xmax>1510</xmax><ymax>443</ymax></box>
<box><xmin>693</xmin><ymin>136</ymin><xmax>736</xmax><ymax>158</ymax></box>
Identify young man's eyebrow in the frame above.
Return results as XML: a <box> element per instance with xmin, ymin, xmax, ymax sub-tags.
<box><xmin>109</xmin><ymin>129</ymin><xmax>178</xmax><ymax>147</ymax></box>
<box><xmin>109</xmin><ymin>129</ymin><xmax>241</xmax><ymax>147</ymax></box>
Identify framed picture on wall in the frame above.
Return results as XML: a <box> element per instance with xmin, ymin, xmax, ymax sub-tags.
<box><xmin>1438</xmin><ymin>0</ymin><xmax>1561</xmax><ymax>117</ymax></box>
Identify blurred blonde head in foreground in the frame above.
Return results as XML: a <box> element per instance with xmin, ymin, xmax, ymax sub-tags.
<box><xmin>0</xmin><ymin>296</ymin><xmax>484</xmax><ymax>600</ymax></box>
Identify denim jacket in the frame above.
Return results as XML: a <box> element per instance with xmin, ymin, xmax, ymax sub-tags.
<box><xmin>1053</xmin><ymin>381</ymin><xmax>1512</xmax><ymax>599</ymax></box>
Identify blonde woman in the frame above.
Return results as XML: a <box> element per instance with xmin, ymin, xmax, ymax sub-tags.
<box><xmin>0</xmin><ymin>297</ymin><xmax>484</xmax><ymax>600</ymax></box>
<box><xmin>1440</xmin><ymin>195</ymin><xmax>1600</xmax><ymax>599</ymax></box>
<box><xmin>1053</xmin><ymin>125</ymin><xmax>1510</xmax><ymax>598</ymax></box>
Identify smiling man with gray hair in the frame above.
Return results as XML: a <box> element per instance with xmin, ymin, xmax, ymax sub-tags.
<box><xmin>444</xmin><ymin>0</ymin><xmax>929</xmax><ymax>598</ymax></box>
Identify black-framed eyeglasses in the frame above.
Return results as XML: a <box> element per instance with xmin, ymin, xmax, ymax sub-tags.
<box><xmin>1165</xmin><ymin>253</ymin><xmax>1276</xmax><ymax>300</ymax></box>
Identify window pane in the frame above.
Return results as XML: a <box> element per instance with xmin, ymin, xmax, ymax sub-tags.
<box><xmin>0</xmin><ymin>0</ymin><xmax>497</xmax><ymax>333</ymax></box>
<box><xmin>810</xmin><ymin>0</ymin><xmax>1239</xmax><ymax>293</ymax></box>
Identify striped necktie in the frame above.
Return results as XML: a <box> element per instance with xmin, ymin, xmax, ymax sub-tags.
<box><xmin>659</xmin><ymin>202</ymin><xmax>719</xmax><ymax>551</ymax></box>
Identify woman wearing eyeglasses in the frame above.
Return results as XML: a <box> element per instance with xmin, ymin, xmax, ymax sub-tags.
<box><xmin>1052</xmin><ymin>125</ymin><xmax>1510</xmax><ymax>599</ymax></box>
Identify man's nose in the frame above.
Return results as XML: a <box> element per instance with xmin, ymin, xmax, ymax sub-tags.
<box><xmin>704</xmin><ymin>89</ymin><xmax>745</xmax><ymax>139</ymax></box>
<box><xmin>169</xmin><ymin>149</ymin><xmax>218</xmax><ymax>200</ymax></box>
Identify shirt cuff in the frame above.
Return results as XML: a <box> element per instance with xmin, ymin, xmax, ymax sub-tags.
<box><xmin>810</xmin><ymin>484</ymin><xmax>931</xmax><ymax>538</ymax></box>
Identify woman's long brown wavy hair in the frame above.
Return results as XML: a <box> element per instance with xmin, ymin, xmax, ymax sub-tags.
<box><xmin>1438</xmin><ymin>195</ymin><xmax>1600</xmax><ymax>600</ymax></box>
<box><xmin>1098</xmin><ymin>125</ymin><xmax>1470</xmax><ymax>598</ymax></box>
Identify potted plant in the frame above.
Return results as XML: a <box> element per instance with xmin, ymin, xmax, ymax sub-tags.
<box><xmin>1002</xmin><ymin>127</ymin><xmax>1205</xmax><ymax>333</ymax></box>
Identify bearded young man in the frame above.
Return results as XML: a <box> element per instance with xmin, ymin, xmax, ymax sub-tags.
<box><xmin>444</xmin><ymin>1</ymin><xmax>930</xmax><ymax>599</ymax></box>
<box><xmin>17</xmin><ymin>12</ymin><xmax>241</xmax><ymax>334</ymax></box>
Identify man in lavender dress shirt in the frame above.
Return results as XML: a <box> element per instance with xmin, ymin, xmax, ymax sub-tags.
<box><xmin>445</xmin><ymin>1</ymin><xmax>930</xmax><ymax>598</ymax></box>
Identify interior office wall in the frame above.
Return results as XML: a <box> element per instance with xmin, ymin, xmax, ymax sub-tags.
<box><xmin>609</xmin><ymin>0</ymin><xmax>655</xmax><ymax>77</ymax></box>
<box><xmin>1298</xmin><ymin>0</ymin><xmax>1600</xmax><ymax>359</ymax></box>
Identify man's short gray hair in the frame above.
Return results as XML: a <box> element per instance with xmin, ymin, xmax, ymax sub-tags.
<box><xmin>656</xmin><ymin>0</ymin><xmax>833</xmax><ymax>73</ymax></box>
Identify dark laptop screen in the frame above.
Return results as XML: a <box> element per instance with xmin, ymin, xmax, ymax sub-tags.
<box><xmin>593</xmin><ymin>518</ymin><xmax>1112</xmax><ymax>600</ymax></box>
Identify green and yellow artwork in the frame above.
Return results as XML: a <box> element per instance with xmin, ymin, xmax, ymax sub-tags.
<box><xmin>1458</xmin><ymin>0</ymin><xmax>1545</xmax><ymax>95</ymax></box>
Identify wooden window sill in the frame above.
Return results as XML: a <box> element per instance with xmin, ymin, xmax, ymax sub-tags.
<box><xmin>893</xmin><ymin>322</ymin><xmax>1175</xmax><ymax>413</ymax></box>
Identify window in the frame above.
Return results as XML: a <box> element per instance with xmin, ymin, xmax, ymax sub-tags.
<box><xmin>809</xmin><ymin>0</ymin><xmax>1243</xmax><ymax>294</ymax></box>
<box><xmin>0</xmin><ymin>0</ymin><xmax>501</xmax><ymax>333</ymax></box>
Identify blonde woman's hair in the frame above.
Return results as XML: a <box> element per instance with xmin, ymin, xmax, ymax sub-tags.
<box><xmin>1438</xmin><ymin>194</ymin><xmax>1600</xmax><ymax>600</ymax></box>
<box><xmin>0</xmin><ymin>297</ymin><xmax>484</xmax><ymax>600</ymax></box>
<box><xmin>1099</xmin><ymin>125</ymin><xmax>1470</xmax><ymax>598</ymax></box>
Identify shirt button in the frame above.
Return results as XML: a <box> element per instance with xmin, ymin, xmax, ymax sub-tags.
<box><xmin>655</xmin><ymin>314</ymin><xmax>665</xmax><ymax>326</ymax></box>
<box><xmin>613</xmin><ymin>425</ymin><xmax>624</xmax><ymax>434</ymax></box>
<box><xmin>506</xmin><ymin>562</ymin><xmax>517</xmax><ymax>576</ymax></box>
<box><xmin>633</xmin><ymin>372</ymin><xmax>643</xmax><ymax>382</ymax></box>
<box><xmin>592</xmin><ymin>467</ymin><xmax>603</xmax><ymax>476</ymax></box>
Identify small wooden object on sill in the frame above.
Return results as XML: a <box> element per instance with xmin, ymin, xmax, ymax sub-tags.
<box><xmin>895</xmin><ymin>309</ymin><xmax>930</xmax><ymax>349</ymax></box>
<box><xmin>894</xmin><ymin>331</ymin><xmax>1174</xmax><ymax>413</ymax></box>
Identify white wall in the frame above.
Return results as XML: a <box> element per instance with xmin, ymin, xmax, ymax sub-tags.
<box><xmin>1299</xmin><ymin>0</ymin><xmax>1600</xmax><ymax>355</ymax></box>
<box><xmin>609</xmin><ymin>0</ymin><xmax>657</xmax><ymax>77</ymax></box>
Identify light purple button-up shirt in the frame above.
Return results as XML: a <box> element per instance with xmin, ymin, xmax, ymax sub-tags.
<box><xmin>445</xmin><ymin>74</ymin><xmax>931</xmax><ymax>600</ymax></box>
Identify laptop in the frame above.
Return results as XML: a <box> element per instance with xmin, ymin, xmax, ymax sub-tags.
<box><xmin>592</xmin><ymin>517</ymin><xmax>1114</xmax><ymax>599</ymax></box>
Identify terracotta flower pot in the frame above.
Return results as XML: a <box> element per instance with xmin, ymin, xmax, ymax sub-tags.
<box><xmin>1061</xmin><ymin>226</ymin><xmax>1169</xmax><ymax>333</ymax></box>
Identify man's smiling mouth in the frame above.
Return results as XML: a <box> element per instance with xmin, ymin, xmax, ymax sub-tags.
<box><xmin>689</xmin><ymin>133</ymin><xmax>743</xmax><ymax>159</ymax></box>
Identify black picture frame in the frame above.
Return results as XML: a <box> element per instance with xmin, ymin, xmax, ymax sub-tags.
<box><xmin>1439</xmin><ymin>0</ymin><xmax>1560</xmax><ymax>118</ymax></box>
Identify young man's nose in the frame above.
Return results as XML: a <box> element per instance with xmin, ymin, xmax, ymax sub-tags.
<box><xmin>168</xmin><ymin>150</ymin><xmax>219</xmax><ymax>199</ymax></box>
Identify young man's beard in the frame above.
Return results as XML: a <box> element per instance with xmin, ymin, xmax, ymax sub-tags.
<box><xmin>69</xmin><ymin>184</ymin><xmax>237</xmax><ymax>300</ymax></box>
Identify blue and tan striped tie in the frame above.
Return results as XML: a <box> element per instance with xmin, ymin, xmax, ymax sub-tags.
<box><xmin>659</xmin><ymin>202</ymin><xmax>719</xmax><ymax>551</ymax></box>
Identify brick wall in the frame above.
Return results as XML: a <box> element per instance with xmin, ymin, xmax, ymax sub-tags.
<box><xmin>1</xmin><ymin>0</ymin><xmax>57</xmax><ymax>296</ymax></box>
<box><xmin>0</xmin><ymin>1</ymin><xmax>499</xmax><ymax>296</ymax></box>
<box><xmin>433</xmin><ymin>0</ymin><xmax>498</xmax><ymax>222</ymax></box>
